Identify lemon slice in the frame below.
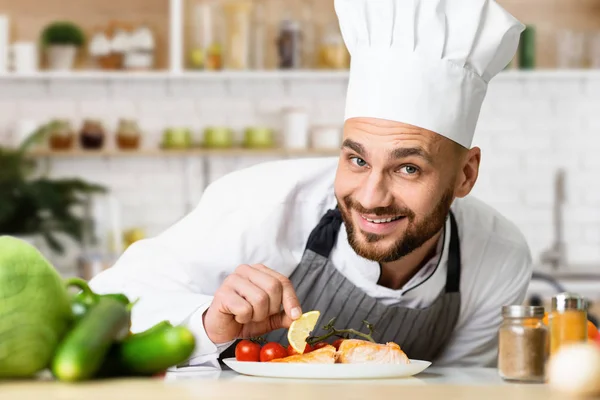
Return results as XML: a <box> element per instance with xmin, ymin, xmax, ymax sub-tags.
<box><xmin>287</xmin><ymin>310</ymin><xmax>321</xmax><ymax>354</ymax></box>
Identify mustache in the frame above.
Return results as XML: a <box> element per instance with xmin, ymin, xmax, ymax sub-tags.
<box><xmin>342</xmin><ymin>195</ymin><xmax>415</xmax><ymax>219</ymax></box>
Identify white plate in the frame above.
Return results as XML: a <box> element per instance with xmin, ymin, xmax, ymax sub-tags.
<box><xmin>222</xmin><ymin>358</ymin><xmax>432</xmax><ymax>380</ymax></box>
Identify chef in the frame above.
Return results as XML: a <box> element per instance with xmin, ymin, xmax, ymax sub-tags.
<box><xmin>90</xmin><ymin>0</ymin><xmax>532</xmax><ymax>368</ymax></box>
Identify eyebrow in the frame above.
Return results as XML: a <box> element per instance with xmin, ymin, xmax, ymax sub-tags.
<box><xmin>342</xmin><ymin>139</ymin><xmax>433</xmax><ymax>164</ymax></box>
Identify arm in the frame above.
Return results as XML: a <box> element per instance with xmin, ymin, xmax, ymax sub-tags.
<box><xmin>433</xmin><ymin>241</ymin><xmax>533</xmax><ymax>367</ymax></box>
<box><xmin>88</xmin><ymin>179</ymin><xmax>296</xmax><ymax>368</ymax></box>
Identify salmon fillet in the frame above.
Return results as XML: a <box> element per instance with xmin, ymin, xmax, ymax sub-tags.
<box><xmin>269</xmin><ymin>345</ymin><xmax>337</xmax><ymax>364</ymax></box>
<box><xmin>337</xmin><ymin>339</ymin><xmax>410</xmax><ymax>364</ymax></box>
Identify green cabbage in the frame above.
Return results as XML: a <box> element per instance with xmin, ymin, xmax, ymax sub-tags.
<box><xmin>0</xmin><ymin>236</ymin><xmax>72</xmax><ymax>377</ymax></box>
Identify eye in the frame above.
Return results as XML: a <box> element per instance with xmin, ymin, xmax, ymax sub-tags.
<box><xmin>399</xmin><ymin>165</ymin><xmax>419</xmax><ymax>175</ymax></box>
<box><xmin>350</xmin><ymin>157</ymin><xmax>368</xmax><ymax>168</ymax></box>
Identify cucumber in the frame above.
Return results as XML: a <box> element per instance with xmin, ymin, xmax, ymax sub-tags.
<box><xmin>51</xmin><ymin>297</ymin><xmax>130</xmax><ymax>382</ymax></box>
<box><xmin>66</xmin><ymin>278</ymin><xmax>131</xmax><ymax>323</ymax></box>
<box><xmin>100</xmin><ymin>322</ymin><xmax>196</xmax><ymax>377</ymax></box>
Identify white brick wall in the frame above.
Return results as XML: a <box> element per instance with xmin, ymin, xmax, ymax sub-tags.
<box><xmin>1</xmin><ymin>73</ymin><xmax>600</xmax><ymax>275</ymax></box>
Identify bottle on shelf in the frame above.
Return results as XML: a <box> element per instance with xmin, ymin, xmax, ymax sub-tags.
<box><xmin>223</xmin><ymin>0</ymin><xmax>253</xmax><ymax>70</ymax></box>
<box><xmin>250</xmin><ymin>0</ymin><xmax>267</xmax><ymax>70</ymax></box>
<box><xmin>277</xmin><ymin>12</ymin><xmax>303</xmax><ymax>69</ymax></box>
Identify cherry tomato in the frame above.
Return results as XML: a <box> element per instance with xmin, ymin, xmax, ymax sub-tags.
<box><xmin>312</xmin><ymin>342</ymin><xmax>329</xmax><ymax>350</ymax></box>
<box><xmin>287</xmin><ymin>343</ymin><xmax>313</xmax><ymax>356</ymax></box>
<box><xmin>332</xmin><ymin>339</ymin><xmax>346</xmax><ymax>350</ymax></box>
<box><xmin>235</xmin><ymin>339</ymin><xmax>261</xmax><ymax>362</ymax></box>
<box><xmin>260</xmin><ymin>342</ymin><xmax>288</xmax><ymax>362</ymax></box>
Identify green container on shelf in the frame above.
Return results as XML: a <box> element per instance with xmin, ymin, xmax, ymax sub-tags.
<box><xmin>162</xmin><ymin>128</ymin><xmax>192</xmax><ymax>149</ymax></box>
<box><xmin>203</xmin><ymin>127</ymin><xmax>234</xmax><ymax>148</ymax></box>
<box><xmin>243</xmin><ymin>127</ymin><xmax>275</xmax><ymax>149</ymax></box>
<box><xmin>519</xmin><ymin>25</ymin><xmax>536</xmax><ymax>69</ymax></box>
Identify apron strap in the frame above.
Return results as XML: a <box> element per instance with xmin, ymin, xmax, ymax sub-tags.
<box><xmin>445</xmin><ymin>210</ymin><xmax>461</xmax><ymax>293</ymax></box>
<box><xmin>305</xmin><ymin>207</ymin><xmax>343</xmax><ymax>258</ymax></box>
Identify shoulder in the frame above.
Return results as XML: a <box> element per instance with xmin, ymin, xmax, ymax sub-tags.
<box><xmin>451</xmin><ymin>196</ymin><xmax>530</xmax><ymax>254</ymax></box>
<box><xmin>451</xmin><ymin>196</ymin><xmax>532</xmax><ymax>285</ymax></box>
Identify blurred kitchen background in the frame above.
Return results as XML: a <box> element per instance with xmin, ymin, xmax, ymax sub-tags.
<box><xmin>0</xmin><ymin>0</ymin><xmax>599</xmax><ymax>308</ymax></box>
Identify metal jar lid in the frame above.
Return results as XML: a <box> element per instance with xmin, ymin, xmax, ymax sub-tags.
<box><xmin>502</xmin><ymin>305</ymin><xmax>545</xmax><ymax>318</ymax></box>
<box><xmin>552</xmin><ymin>292</ymin><xmax>588</xmax><ymax>311</ymax></box>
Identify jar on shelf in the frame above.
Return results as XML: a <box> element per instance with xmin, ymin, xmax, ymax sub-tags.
<box><xmin>190</xmin><ymin>0</ymin><xmax>224</xmax><ymax>70</ymax></box>
<box><xmin>277</xmin><ymin>17</ymin><xmax>302</xmax><ymax>69</ymax></box>
<box><xmin>162</xmin><ymin>127</ymin><xmax>192</xmax><ymax>149</ymax></box>
<box><xmin>311</xmin><ymin>125</ymin><xmax>342</xmax><ymax>149</ymax></box>
<box><xmin>282</xmin><ymin>107</ymin><xmax>309</xmax><ymax>149</ymax></box>
<box><xmin>549</xmin><ymin>292</ymin><xmax>588</xmax><ymax>356</ymax></box>
<box><xmin>203</xmin><ymin>126</ymin><xmax>234</xmax><ymax>148</ymax></box>
<box><xmin>48</xmin><ymin>120</ymin><xmax>75</xmax><ymax>150</ymax></box>
<box><xmin>79</xmin><ymin>119</ymin><xmax>106</xmax><ymax>150</ymax></box>
<box><xmin>223</xmin><ymin>0</ymin><xmax>253</xmax><ymax>70</ymax></box>
<box><xmin>498</xmin><ymin>305</ymin><xmax>548</xmax><ymax>382</ymax></box>
<box><xmin>318</xmin><ymin>23</ymin><xmax>349</xmax><ymax>69</ymax></box>
<box><xmin>243</xmin><ymin>126</ymin><xmax>274</xmax><ymax>149</ymax></box>
<box><xmin>116</xmin><ymin>119</ymin><xmax>141</xmax><ymax>150</ymax></box>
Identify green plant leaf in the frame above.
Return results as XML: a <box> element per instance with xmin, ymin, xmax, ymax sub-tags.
<box><xmin>41</xmin><ymin>21</ymin><xmax>85</xmax><ymax>47</ymax></box>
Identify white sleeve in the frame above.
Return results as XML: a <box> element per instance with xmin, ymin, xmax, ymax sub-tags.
<box><xmin>88</xmin><ymin>178</ymin><xmax>282</xmax><ymax>368</ymax></box>
<box><xmin>432</xmin><ymin>241</ymin><xmax>533</xmax><ymax>367</ymax></box>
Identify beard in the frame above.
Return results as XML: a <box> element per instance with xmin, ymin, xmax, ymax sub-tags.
<box><xmin>338</xmin><ymin>188</ymin><xmax>454</xmax><ymax>263</ymax></box>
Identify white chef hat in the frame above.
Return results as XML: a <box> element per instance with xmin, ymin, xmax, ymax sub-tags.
<box><xmin>335</xmin><ymin>0</ymin><xmax>524</xmax><ymax>148</ymax></box>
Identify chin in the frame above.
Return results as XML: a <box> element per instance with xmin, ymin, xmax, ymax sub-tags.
<box><xmin>349</xmin><ymin>231</ymin><xmax>405</xmax><ymax>263</ymax></box>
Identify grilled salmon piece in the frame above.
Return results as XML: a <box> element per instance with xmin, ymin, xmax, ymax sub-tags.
<box><xmin>269</xmin><ymin>345</ymin><xmax>337</xmax><ymax>364</ymax></box>
<box><xmin>337</xmin><ymin>339</ymin><xmax>410</xmax><ymax>364</ymax></box>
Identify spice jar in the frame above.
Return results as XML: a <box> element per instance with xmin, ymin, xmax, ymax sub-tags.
<box><xmin>116</xmin><ymin>119</ymin><xmax>141</xmax><ymax>150</ymax></box>
<box><xmin>48</xmin><ymin>120</ymin><xmax>75</xmax><ymax>150</ymax></box>
<box><xmin>79</xmin><ymin>119</ymin><xmax>106</xmax><ymax>150</ymax></box>
<box><xmin>498</xmin><ymin>305</ymin><xmax>548</xmax><ymax>382</ymax></box>
<box><xmin>549</xmin><ymin>292</ymin><xmax>588</xmax><ymax>356</ymax></box>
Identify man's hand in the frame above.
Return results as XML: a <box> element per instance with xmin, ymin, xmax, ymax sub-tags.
<box><xmin>203</xmin><ymin>264</ymin><xmax>302</xmax><ymax>345</ymax></box>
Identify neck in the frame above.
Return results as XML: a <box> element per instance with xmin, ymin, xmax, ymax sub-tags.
<box><xmin>378</xmin><ymin>227</ymin><xmax>444</xmax><ymax>290</ymax></box>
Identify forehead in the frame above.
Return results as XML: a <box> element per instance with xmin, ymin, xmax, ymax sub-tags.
<box><xmin>343</xmin><ymin>117</ymin><xmax>447</xmax><ymax>154</ymax></box>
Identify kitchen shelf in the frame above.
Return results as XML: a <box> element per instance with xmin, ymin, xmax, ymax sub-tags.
<box><xmin>28</xmin><ymin>148</ymin><xmax>341</xmax><ymax>158</ymax></box>
<box><xmin>0</xmin><ymin>70</ymin><xmax>351</xmax><ymax>81</ymax></box>
<box><xmin>2</xmin><ymin>69</ymin><xmax>600</xmax><ymax>82</ymax></box>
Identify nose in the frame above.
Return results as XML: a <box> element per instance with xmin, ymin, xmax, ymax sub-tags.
<box><xmin>353</xmin><ymin>170</ymin><xmax>394</xmax><ymax>211</ymax></box>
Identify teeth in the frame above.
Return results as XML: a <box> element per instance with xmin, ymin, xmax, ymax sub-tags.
<box><xmin>365</xmin><ymin>216</ymin><xmax>401</xmax><ymax>224</ymax></box>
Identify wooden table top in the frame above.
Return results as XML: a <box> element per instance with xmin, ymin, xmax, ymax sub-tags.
<box><xmin>0</xmin><ymin>367</ymin><xmax>575</xmax><ymax>399</ymax></box>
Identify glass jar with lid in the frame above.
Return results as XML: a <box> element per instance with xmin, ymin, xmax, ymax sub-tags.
<box><xmin>549</xmin><ymin>292</ymin><xmax>588</xmax><ymax>356</ymax></box>
<box><xmin>79</xmin><ymin>119</ymin><xmax>106</xmax><ymax>150</ymax></box>
<box><xmin>498</xmin><ymin>305</ymin><xmax>548</xmax><ymax>382</ymax></box>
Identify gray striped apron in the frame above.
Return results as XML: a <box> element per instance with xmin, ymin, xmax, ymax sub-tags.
<box><xmin>221</xmin><ymin>208</ymin><xmax>461</xmax><ymax>362</ymax></box>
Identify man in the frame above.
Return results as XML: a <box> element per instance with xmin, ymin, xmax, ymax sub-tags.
<box><xmin>90</xmin><ymin>0</ymin><xmax>532</xmax><ymax>368</ymax></box>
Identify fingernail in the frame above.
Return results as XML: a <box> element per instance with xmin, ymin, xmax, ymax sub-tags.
<box><xmin>291</xmin><ymin>307</ymin><xmax>301</xmax><ymax>319</ymax></box>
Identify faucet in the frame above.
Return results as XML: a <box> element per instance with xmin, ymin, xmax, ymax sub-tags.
<box><xmin>539</xmin><ymin>168</ymin><xmax>567</xmax><ymax>270</ymax></box>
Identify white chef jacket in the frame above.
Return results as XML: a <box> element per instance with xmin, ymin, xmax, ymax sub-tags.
<box><xmin>89</xmin><ymin>157</ymin><xmax>533</xmax><ymax>368</ymax></box>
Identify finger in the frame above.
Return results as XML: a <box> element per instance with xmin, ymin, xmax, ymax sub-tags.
<box><xmin>235</xmin><ymin>264</ymin><xmax>282</xmax><ymax>316</ymax></box>
<box><xmin>269</xmin><ymin>309</ymin><xmax>293</xmax><ymax>330</ymax></box>
<box><xmin>220</xmin><ymin>288</ymin><xmax>254</xmax><ymax>325</ymax></box>
<box><xmin>226</xmin><ymin>274</ymin><xmax>270</xmax><ymax>322</ymax></box>
<box><xmin>249</xmin><ymin>264</ymin><xmax>302</xmax><ymax>320</ymax></box>
<box><xmin>243</xmin><ymin>310</ymin><xmax>293</xmax><ymax>338</ymax></box>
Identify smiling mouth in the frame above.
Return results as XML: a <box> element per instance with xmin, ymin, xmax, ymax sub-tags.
<box><xmin>361</xmin><ymin>215</ymin><xmax>404</xmax><ymax>224</ymax></box>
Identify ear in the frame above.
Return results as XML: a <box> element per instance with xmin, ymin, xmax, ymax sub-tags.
<box><xmin>454</xmin><ymin>147</ymin><xmax>481</xmax><ymax>198</ymax></box>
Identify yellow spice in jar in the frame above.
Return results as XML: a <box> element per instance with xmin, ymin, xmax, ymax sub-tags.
<box><xmin>550</xmin><ymin>309</ymin><xmax>587</xmax><ymax>356</ymax></box>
